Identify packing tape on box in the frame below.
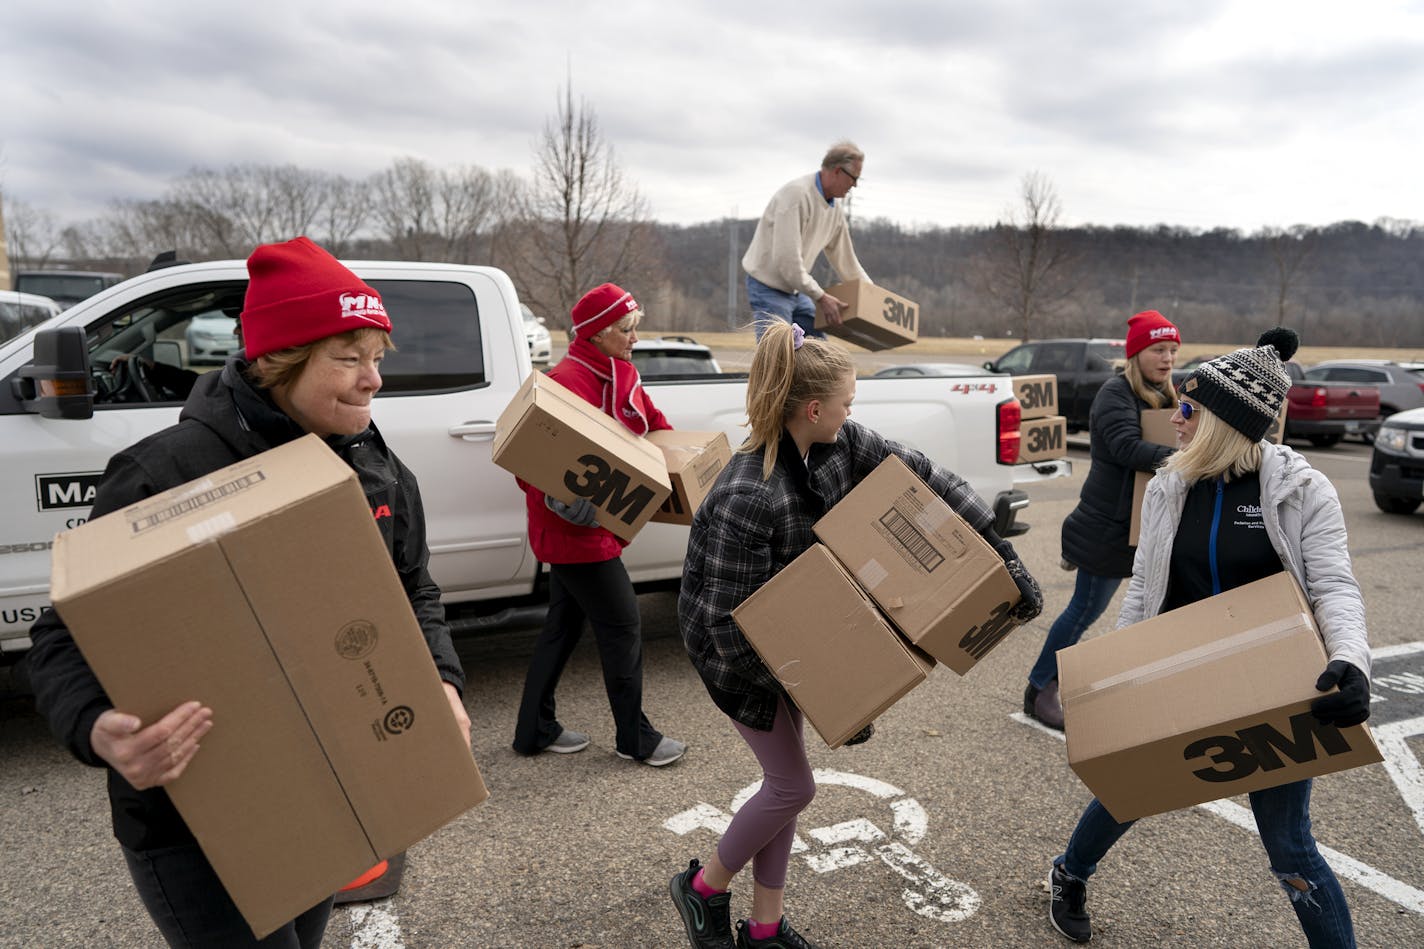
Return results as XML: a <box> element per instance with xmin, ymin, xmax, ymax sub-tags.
<box><xmin>187</xmin><ymin>512</ymin><xmax>238</xmax><ymax>544</ymax></box>
<box><xmin>913</xmin><ymin>502</ymin><xmax>950</xmax><ymax>535</ymax></box>
<box><xmin>1063</xmin><ymin>614</ymin><xmax>1314</xmax><ymax>703</ymax></box>
<box><xmin>855</xmin><ymin>558</ymin><xmax>890</xmax><ymax>592</ymax></box>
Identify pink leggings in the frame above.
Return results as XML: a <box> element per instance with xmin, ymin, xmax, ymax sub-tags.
<box><xmin>717</xmin><ymin>697</ymin><xmax>817</xmax><ymax>889</ymax></box>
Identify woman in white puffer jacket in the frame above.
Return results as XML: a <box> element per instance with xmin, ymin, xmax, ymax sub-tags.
<box><xmin>1046</xmin><ymin>329</ymin><xmax>1371</xmax><ymax>949</ymax></box>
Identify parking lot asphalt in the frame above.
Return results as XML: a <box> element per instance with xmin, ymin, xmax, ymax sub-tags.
<box><xmin>2</xmin><ymin>439</ymin><xmax>1422</xmax><ymax>948</ymax></box>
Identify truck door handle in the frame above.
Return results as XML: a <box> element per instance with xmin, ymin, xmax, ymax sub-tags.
<box><xmin>449</xmin><ymin>421</ymin><xmax>498</xmax><ymax>441</ymax></box>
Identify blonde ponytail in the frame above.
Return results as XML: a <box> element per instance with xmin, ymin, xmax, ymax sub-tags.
<box><xmin>742</xmin><ymin>321</ymin><xmax>855</xmax><ymax>479</ymax></box>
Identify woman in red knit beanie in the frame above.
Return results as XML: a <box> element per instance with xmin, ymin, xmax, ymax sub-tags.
<box><xmin>1022</xmin><ymin>309</ymin><xmax>1181</xmax><ymax>729</ymax></box>
<box><xmin>511</xmin><ymin>282</ymin><xmax>687</xmax><ymax>768</ymax></box>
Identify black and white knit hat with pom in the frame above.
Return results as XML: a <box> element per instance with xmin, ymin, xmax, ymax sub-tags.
<box><xmin>1180</xmin><ymin>327</ymin><xmax>1299</xmax><ymax>442</ymax></box>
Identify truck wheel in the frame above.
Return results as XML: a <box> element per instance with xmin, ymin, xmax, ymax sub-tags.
<box><xmin>1373</xmin><ymin>493</ymin><xmax>1421</xmax><ymax>515</ymax></box>
<box><xmin>1308</xmin><ymin>434</ymin><xmax>1342</xmax><ymax>448</ymax></box>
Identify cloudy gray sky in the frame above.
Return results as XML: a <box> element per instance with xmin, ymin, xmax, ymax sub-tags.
<box><xmin>4</xmin><ymin>0</ymin><xmax>1422</xmax><ymax>233</ymax></box>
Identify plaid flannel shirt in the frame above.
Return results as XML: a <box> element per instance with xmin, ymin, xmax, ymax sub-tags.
<box><xmin>678</xmin><ymin>419</ymin><xmax>1002</xmax><ymax>730</ymax></box>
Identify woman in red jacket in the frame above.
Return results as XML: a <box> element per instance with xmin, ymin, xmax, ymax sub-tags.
<box><xmin>511</xmin><ymin>283</ymin><xmax>687</xmax><ymax>766</ymax></box>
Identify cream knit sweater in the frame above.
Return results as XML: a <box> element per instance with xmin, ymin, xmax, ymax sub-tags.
<box><xmin>741</xmin><ymin>172</ymin><xmax>870</xmax><ymax>300</ymax></box>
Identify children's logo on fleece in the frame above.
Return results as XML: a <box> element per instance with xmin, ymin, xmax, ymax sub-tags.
<box><xmin>339</xmin><ymin>292</ymin><xmax>388</xmax><ymax>324</ymax></box>
<box><xmin>664</xmin><ymin>769</ymin><xmax>981</xmax><ymax>925</ymax></box>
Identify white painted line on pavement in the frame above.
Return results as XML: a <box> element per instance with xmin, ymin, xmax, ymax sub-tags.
<box><xmin>1373</xmin><ymin>641</ymin><xmax>1424</xmax><ymax>660</ymax></box>
<box><xmin>1011</xmin><ymin>710</ymin><xmax>1424</xmax><ymax>916</ymax></box>
<box><xmin>347</xmin><ymin>903</ymin><xmax>405</xmax><ymax>949</ymax></box>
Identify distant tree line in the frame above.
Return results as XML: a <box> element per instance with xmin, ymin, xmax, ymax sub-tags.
<box><xmin>6</xmin><ymin>156</ymin><xmax>1422</xmax><ymax>348</ymax></box>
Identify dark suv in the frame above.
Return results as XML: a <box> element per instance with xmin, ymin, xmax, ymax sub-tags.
<box><xmin>14</xmin><ymin>270</ymin><xmax>124</xmax><ymax>310</ymax></box>
<box><xmin>985</xmin><ymin>338</ymin><xmax>1126</xmax><ymax>432</ymax></box>
<box><xmin>1369</xmin><ymin>408</ymin><xmax>1424</xmax><ymax>515</ymax></box>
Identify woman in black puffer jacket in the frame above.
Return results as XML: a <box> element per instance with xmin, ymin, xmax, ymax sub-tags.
<box><xmin>1023</xmin><ymin>310</ymin><xmax>1181</xmax><ymax>728</ymax></box>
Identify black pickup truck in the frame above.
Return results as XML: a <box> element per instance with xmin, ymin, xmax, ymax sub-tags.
<box><xmin>984</xmin><ymin>338</ymin><xmax>1126</xmax><ymax>432</ymax></box>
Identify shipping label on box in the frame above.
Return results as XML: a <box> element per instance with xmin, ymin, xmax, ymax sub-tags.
<box><xmin>492</xmin><ymin>372</ymin><xmax>672</xmax><ymax>541</ymax></box>
<box><xmin>1128</xmin><ymin>408</ymin><xmax>1178</xmax><ymax>546</ymax></box>
<box><xmin>1018</xmin><ymin>415</ymin><xmax>1067</xmax><ymax>463</ymax></box>
<box><xmin>814</xmin><ymin>279</ymin><xmax>919</xmax><ymax>350</ymax></box>
<box><xmin>1058</xmin><ymin>572</ymin><xmax>1381</xmax><ymax>822</ymax></box>
<box><xmin>732</xmin><ymin>543</ymin><xmax>933</xmax><ymax>748</ymax></box>
<box><xmin>1011</xmin><ymin>374</ymin><xmax>1058</xmax><ymax>419</ymax></box>
<box><xmin>647</xmin><ymin>430</ymin><xmax>732</xmax><ymax>525</ymax></box>
<box><xmin>813</xmin><ymin>454</ymin><xmax>1022</xmax><ymax>674</ymax></box>
<box><xmin>49</xmin><ymin>435</ymin><xmax>487</xmax><ymax>939</ymax></box>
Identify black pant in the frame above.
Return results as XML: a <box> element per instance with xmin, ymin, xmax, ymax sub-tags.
<box><xmin>122</xmin><ymin>842</ymin><xmax>333</xmax><ymax>948</ymax></box>
<box><xmin>513</xmin><ymin>557</ymin><xmax>662</xmax><ymax>758</ymax></box>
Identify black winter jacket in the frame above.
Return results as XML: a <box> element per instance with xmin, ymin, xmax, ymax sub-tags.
<box><xmin>1060</xmin><ymin>374</ymin><xmax>1174</xmax><ymax>577</ymax></box>
<box><xmin>26</xmin><ymin>360</ymin><xmax>464</xmax><ymax>851</ymax></box>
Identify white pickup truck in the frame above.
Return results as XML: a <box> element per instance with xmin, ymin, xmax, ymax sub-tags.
<box><xmin>0</xmin><ymin>260</ymin><xmax>1068</xmax><ymax>655</ymax></box>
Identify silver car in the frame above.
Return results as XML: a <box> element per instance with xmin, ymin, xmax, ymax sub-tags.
<box><xmin>521</xmin><ymin>304</ymin><xmax>551</xmax><ymax>365</ymax></box>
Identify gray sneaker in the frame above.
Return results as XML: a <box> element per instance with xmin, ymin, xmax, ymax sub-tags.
<box><xmin>546</xmin><ymin>729</ymin><xmax>590</xmax><ymax>754</ymax></box>
<box><xmin>619</xmin><ymin>735</ymin><xmax>687</xmax><ymax>767</ymax></box>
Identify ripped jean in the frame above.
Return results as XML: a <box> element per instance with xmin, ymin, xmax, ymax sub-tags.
<box><xmin>1058</xmin><ymin>779</ymin><xmax>1354</xmax><ymax>948</ymax></box>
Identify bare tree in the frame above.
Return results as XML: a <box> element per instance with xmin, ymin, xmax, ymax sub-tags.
<box><xmin>502</xmin><ymin>80</ymin><xmax>660</xmax><ymax>320</ymax></box>
<box><xmin>368</xmin><ymin>158</ymin><xmax>499</xmax><ymax>263</ymax></box>
<box><xmin>313</xmin><ymin>173</ymin><xmax>372</xmax><ymax>257</ymax></box>
<box><xmin>1260</xmin><ymin>225</ymin><xmax>1315</xmax><ymax>326</ymax></box>
<box><xmin>171</xmin><ymin>164</ymin><xmax>331</xmax><ymax>256</ymax></box>
<box><xmin>975</xmin><ymin>171</ymin><xmax>1076</xmax><ymax>341</ymax></box>
<box><xmin>4</xmin><ymin>195</ymin><xmax>64</xmax><ymax>274</ymax></box>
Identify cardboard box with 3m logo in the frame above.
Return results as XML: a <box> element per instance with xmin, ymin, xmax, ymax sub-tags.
<box><xmin>1059</xmin><ymin>571</ymin><xmax>1381</xmax><ymax>821</ymax></box>
<box><xmin>492</xmin><ymin>372</ymin><xmax>673</xmax><ymax>541</ymax></box>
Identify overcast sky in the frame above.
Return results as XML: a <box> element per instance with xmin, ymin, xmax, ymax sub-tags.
<box><xmin>4</xmin><ymin>0</ymin><xmax>1422</xmax><ymax>234</ymax></box>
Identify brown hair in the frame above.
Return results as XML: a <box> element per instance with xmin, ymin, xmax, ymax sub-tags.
<box><xmin>742</xmin><ymin>321</ymin><xmax>855</xmax><ymax>479</ymax></box>
<box><xmin>245</xmin><ymin>327</ymin><xmax>393</xmax><ymax>391</ymax></box>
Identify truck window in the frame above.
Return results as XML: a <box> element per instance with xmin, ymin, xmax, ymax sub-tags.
<box><xmin>1031</xmin><ymin>343</ymin><xmax>1078</xmax><ymax>373</ymax></box>
<box><xmin>367</xmin><ymin>279</ymin><xmax>486</xmax><ymax>393</ymax></box>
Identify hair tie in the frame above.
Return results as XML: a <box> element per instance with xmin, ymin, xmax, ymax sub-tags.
<box><xmin>791</xmin><ymin>323</ymin><xmax>805</xmax><ymax>350</ymax></box>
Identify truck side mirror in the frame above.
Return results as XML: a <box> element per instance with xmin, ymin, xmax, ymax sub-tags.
<box><xmin>12</xmin><ymin>326</ymin><xmax>94</xmax><ymax>419</ymax></box>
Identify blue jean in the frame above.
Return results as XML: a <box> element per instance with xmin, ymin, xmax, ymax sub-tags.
<box><xmin>1058</xmin><ymin>780</ymin><xmax>1355</xmax><ymax>948</ymax></box>
<box><xmin>1027</xmin><ymin>569</ymin><xmax>1122</xmax><ymax>689</ymax></box>
<box><xmin>746</xmin><ymin>275</ymin><xmax>823</xmax><ymax>340</ymax></box>
<box><xmin>123</xmin><ymin>842</ymin><xmax>333</xmax><ymax>947</ymax></box>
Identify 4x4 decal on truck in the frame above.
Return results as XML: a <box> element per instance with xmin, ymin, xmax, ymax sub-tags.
<box><xmin>35</xmin><ymin>471</ymin><xmax>103</xmax><ymax>511</ymax></box>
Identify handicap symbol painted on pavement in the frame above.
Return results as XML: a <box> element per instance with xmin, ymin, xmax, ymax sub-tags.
<box><xmin>664</xmin><ymin>768</ymin><xmax>980</xmax><ymax>924</ymax></box>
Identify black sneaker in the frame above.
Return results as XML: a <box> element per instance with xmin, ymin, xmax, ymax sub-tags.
<box><xmin>1024</xmin><ymin>682</ymin><xmax>1040</xmax><ymax>716</ymax></box>
<box><xmin>734</xmin><ymin>918</ymin><xmax>820</xmax><ymax>949</ymax></box>
<box><xmin>1049</xmin><ymin>863</ymin><xmax>1092</xmax><ymax>943</ymax></box>
<box><xmin>669</xmin><ymin>859</ymin><xmax>734</xmax><ymax>949</ymax></box>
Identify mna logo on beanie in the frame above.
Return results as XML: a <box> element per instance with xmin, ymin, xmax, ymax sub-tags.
<box><xmin>241</xmin><ymin>237</ymin><xmax>393</xmax><ymax>360</ymax></box>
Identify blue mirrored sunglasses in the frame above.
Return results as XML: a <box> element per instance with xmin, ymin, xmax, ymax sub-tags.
<box><xmin>1179</xmin><ymin>401</ymin><xmax>1195</xmax><ymax>420</ymax></box>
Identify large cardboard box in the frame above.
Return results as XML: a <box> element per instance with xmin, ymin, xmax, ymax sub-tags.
<box><xmin>1018</xmin><ymin>415</ymin><xmax>1068</xmax><ymax>463</ymax></box>
<box><xmin>48</xmin><ymin>435</ymin><xmax>488</xmax><ymax>938</ymax></box>
<box><xmin>1128</xmin><ymin>408</ymin><xmax>1178</xmax><ymax>545</ymax></box>
<box><xmin>813</xmin><ymin>455</ymin><xmax>1022</xmax><ymax>674</ymax></box>
<box><xmin>1011</xmin><ymin>374</ymin><xmax>1059</xmax><ymax>419</ymax></box>
<box><xmin>647</xmin><ymin>430</ymin><xmax>733</xmax><ymax>525</ymax></box>
<box><xmin>1058</xmin><ymin>572</ymin><xmax>1382</xmax><ymax>822</ymax></box>
<box><xmin>492</xmin><ymin>372</ymin><xmax>672</xmax><ymax>541</ymax></box>
<box><xmin>814</xmin><ymin>279</ymin><xmax>919</xmax><ymax>350</ymax></box>
<box><xmin>732</xmin><ymin>543</ymin><xmax>934</xmax><ymax>747</ymax></box>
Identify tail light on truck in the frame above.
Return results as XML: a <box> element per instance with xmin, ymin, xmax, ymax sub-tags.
<box><xmin>1310</xmin><ymin>387</ymin><xmax>1328</xmax><ymax>408</ymax></box>
<box><xmin>997</xmin><ymin>398</ymin><xmax>1022</xmax><ymax>464</ymax></box>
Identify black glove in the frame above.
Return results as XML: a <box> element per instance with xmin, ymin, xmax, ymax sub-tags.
<box><xmin>546</xmin><ymin>495</ymin><xmax>599</xmax><ymax>527</ymax></box>
<box><xmin>1005</xmin><ymin>558</ymin><xmax>1043</xmax><ymax>623</ymax></box>
<box><xmin>844</xmin><ymin>722</ymin><xmax>875</xmax><ymax>746</ymax></box>
<box><xmin>1311</xmin><ymin>660</ymin><xmax>1371</xmax><ymax>727</ymax></box>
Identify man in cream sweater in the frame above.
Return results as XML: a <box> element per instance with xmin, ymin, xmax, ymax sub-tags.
<box><xmin>742</xmin><ymin>141</ymin><xmax>872</xmax><ymax>339</ymax></box>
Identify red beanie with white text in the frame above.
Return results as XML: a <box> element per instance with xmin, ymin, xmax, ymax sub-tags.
<box><xmin>240</xmin><ymin>237</ymin><xmax>392</xmax><ymax>360</ymax></box>
<box><xmin>570</xmin><ymin>283</ymin><xmax>640</xmax><ymax>339</ymax></box>
<box><xmin>1124</xmin><ymin>309</ymin><xmax>1180</xmax><ymax>358</ymax></box>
